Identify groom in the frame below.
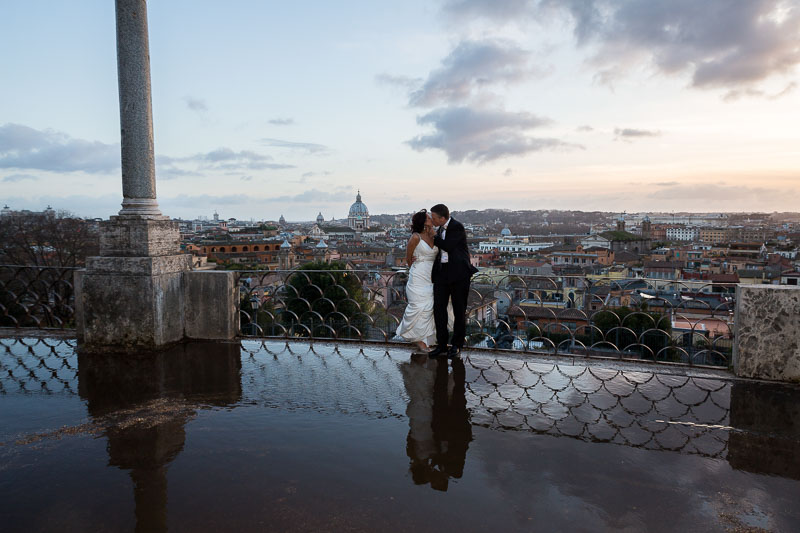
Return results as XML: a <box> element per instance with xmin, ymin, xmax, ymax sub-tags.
<box><xmin>429</xmin><ymin>204</ymin><xmax>479</xmax><ymax>358</ymax></box>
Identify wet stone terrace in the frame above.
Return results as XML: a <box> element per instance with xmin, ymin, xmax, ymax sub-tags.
<box><xmin>1</xmin><ymin>337</ymin><xmax>799</xmax><ymax>532</ymax></box>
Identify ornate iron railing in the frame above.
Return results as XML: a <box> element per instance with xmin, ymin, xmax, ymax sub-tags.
<box><xmin>0</xmin><ymin>265</ymin><xmax>737</xmax><ymax>368</ymax></box>
<box><xmin>0</xmin><ymin>265</ymin><xmax>77</xmax><ymax>330</ymax></box>
<box><xmin>236</xmin><ymin>269</ymin><xmax>735</xmax><ymax>368</ymax></box>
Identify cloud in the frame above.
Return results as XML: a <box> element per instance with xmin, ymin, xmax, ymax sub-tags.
<box><xmin>646</xmin><ymin>182</ymin><xmax>798</xmax><ymax>205</ymax></box>
<box><xmin>445</xmin><ymin>0</ymin><xmax>800</xmax><ymax>92</ymax></box>
<box><xmin>375</xmin><ymin>73</ymin><xmax>424</xmax><ymax>89</ymax></box>
<box><xmin>723</xmin><ymin>81</ymin><xmax>798</xmax><ymax>101</ymax></box>
<box><xmin>576</xmin><ymin>125</ymin><xmax>594</xmax><ymax>132</ymax></box>
<box><xmin>240</xmin><ymin>175</ymin><xmax>253</xmax><ymax>181</ymax></box>
<box><xmin>614</xmin><ymin>127</ymin><xmax>661</xmax><ymax>140</ymax></box>
<box><xmin>653</xmin><ymin>181</ymin><xmax>679</xmax><ymax>187</ymax></box>
<box><xmin>183</xmin><ymin>96</ymin><xmax>208</xmax><ymax>112</ymax></box>
<box><xmin>301</xmin><ymin>170</ymin><xmax>333</xmax><ymax>179</ymax></box>
<box><xmin>163</xmin><ymin>194</ymin><xmax>251</xmax><ymax>208</ymax></box>
<box><xmin>270</xmin><ymin>188</ymin><xmax>354</xmax><ymax>203</ymax></box>
<box><xmin>593</xmin><ymin>0</ymin><xmax>800</xmax><ymax>90</ymax></box>
<box><xmin>409</xmin><ymin>39</ymin><xmax>544</xmax><ymax>107</ymax></box>
<box><xmin>406</xmin><ymin>106</ymin><xmax>580</xmax><ymax>163</ymax></box>
<box><xmin>260</xmin><ymin>138</ymin><xmax>329</xmax><ymax>154</ymax></box>
<box><xmin>0</xmin><ymin>123</ymin><xmax>118</xmax><ymax>173</ymax></box>
<box><xmin>442</xmin><ymin>0</ymin><xmax>535</xmax><ymax>24</ymax></box>
<box><xmin>161</xmin><ymin>148</ymin><xmax>295</xmax><ymax>172</ymax></box>
<box><xmin>268</xmin><ymin>118</ymin><xmax>295</xmax><ymax>126</ymax></box>
<box><xmin>503</xmin><ymin>168</ymin><xmax>513</xmax><ymax>176</ymax></box>
<box><xmin>3</xmin><ymin>173</ymin><xmax>38</xmax><ymax>183</ymax></box>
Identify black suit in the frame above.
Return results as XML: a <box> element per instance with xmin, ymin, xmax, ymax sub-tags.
<box><xmin>432</xmin><ymin>218</ymin><xmax>478</xmax><ymax>349</ymax></box>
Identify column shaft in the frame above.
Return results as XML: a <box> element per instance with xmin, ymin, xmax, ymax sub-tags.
<box><xmin>115</xmin><ymin>0</ymin><xmax>161</xmax><ymax>217</ymax></box>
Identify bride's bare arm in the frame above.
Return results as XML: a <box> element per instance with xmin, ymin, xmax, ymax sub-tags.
<box><xmin>406</xmin><ymin>233</ymin><xmax>420</xmax><ymax>266</ymax></box>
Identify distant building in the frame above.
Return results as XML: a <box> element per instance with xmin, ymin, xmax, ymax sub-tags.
<box><xmin>581</xmin><ymin>230</ymin><xmax>651</xmax><ymax>254</ymax></box>
<box><xmin>348</xmin><ymin>190</ymin><xmax>370</xmax><ymax>230</ymax></box>
<box><xmin>666</xmin><ymin>226</ymin><xmax>698</xmax><ymax>241</ymax></box>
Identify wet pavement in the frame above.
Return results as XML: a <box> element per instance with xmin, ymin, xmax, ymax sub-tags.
<box><xmin>1</xmin><ymin>337</ymin><xmax>799</xmax><ymax>532</ymax></box>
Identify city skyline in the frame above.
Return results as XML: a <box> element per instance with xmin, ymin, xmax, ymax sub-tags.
<box><xmin>2</xmin><ymin>0</ymin><xmax>799</xmax><ymax>219</ymax></box>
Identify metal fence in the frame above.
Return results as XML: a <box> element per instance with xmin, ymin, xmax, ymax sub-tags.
<box><xmin>236</xmin><ymin>269</ymin><xmax>735</xmax><ymax>368</ymax></box>
<box><xmin>0</xmin><ymin>265</ymin><xmax>736</xmax><ymax>368</ymax></box>
<box><xmin>0</xmin><ymin>265</ymin><xmax>77</xmax><ymax>330</ymax></box>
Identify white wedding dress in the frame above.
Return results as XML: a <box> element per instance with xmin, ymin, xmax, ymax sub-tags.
<box><xmin>395</xmin><ymin>236</ymin><xmax>454</xmax><ymax>347</ymax></box>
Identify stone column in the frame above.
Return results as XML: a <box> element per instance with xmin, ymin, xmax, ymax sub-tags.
<box><xmin>75</xmin><ymin>0</ymin><xmax>238</xmax><ymax>352</ymax></box>
<box><xmin>115</xmin><ymin>0</ymin><xmax>161</xmax><ymax>217</ymax></box>
<box><xmin>75</xmin><ymin>0</ymin><xmax>189</xmax><ymax>352</ymax></box>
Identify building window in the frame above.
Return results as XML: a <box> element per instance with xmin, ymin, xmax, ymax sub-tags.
<box><xmin>253</xmin><ymin>246</ymin><xmax>259</xmax><ymax>251</ymax></box>
<box><xmin>231</xmin><ymin>247</ymin><xmax>237</xmax><ymax>252</ymax></box>
<box><xmin>243</xmin><ymin>246</ymin><xmax>248</xmax><ymax>252</ymax></box>
<box><xmin>219</xmin><ymin>247</ymin><xmax>226</xmax><ymax>252</ymax></box>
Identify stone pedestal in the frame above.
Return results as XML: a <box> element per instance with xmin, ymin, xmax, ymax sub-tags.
<box><xmin>76</xmin><ymin>218</ymin><xmax>191</xmax><ymax>352</ymax></box>
<box><xmin>76</xmin><ymin>218</ymin><xmax>239</xmax><ymax>353</ymax></box>
<box><xmin>184</xmin><ymin>270</ymin><xmax>239</xmax><ymax>340</ymax></box>
<box><xmin>734</xmin><ymin>284</ymin><xmax>800</xmax><ymax>382</ymax></box>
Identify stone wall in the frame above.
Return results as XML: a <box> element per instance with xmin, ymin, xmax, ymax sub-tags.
<box><xmin>734</xmin><ymin>284</ymin><xmax>800</xmax><ymax>382</ymax></box>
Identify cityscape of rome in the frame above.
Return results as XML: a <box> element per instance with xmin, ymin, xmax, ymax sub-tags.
<box><xmin>6</xmin><ymin>197</ymin><xmax>800</xmax><ymax>286</ymax></box>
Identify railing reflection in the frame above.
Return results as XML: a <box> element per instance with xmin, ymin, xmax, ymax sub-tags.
<box><xmin>2</xmin><ymin>337</ymin><xmax>799</xmax><ymax>484</ymax></box>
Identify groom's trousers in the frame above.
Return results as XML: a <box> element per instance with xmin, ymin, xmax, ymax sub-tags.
<box><xmin>433</xmin><ymin>273</ymin><xmax>471</xmax><ymax>349</ymax></box>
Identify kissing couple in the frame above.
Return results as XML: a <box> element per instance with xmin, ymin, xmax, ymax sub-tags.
<box><xmin>396</xmin><ymin>204</ymin><xmax>479</xmax><ymax>358</ymax></box>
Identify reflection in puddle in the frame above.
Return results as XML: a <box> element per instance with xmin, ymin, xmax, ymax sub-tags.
<box><xmin>402</xmin><ymin>355</ymin><xmax>472</xmax><ymax>491</ymax></box>
<box><xmin>1</xmin><ymin>338</ymin><xmax>800</xmax><ymax>532</ymax></box>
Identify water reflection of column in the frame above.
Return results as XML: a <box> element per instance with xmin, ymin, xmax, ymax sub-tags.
<box><xmin>78</xmin><ymin>342</ymin><xmax>242</xmax><ymax>532</ymax></box>
<box><xmin>728</xmin><ymin>381</ymin><xmax>800</xmax><ymax>480</ymax></box>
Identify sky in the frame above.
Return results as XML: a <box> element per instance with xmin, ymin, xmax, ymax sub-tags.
<box><xmin>1</xmin><ymin>0</ymin><xmax>799</xmax><ymax>221</ymax></box>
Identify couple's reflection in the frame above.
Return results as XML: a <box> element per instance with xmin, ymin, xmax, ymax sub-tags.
<box><xmin>401</xmin><ymin>354</ymin><xmax>472</xmax><ymax>491</ymax></box>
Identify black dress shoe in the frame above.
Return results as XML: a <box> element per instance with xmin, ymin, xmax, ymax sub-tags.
<box><xmin>427</xmin><ymin>346</ymin><xmax>447</xmax><ymax>358</ymax></box>
<box><xmin>447</xmin><ymin>346</ymin><xmax>462</xmax><ymax>358</ymax></box>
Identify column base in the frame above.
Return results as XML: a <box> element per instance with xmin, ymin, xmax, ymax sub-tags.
<box><xmin>76</xmin><ymin>255</ymin><xmax>192</xmax><ymax>353</ymax></box>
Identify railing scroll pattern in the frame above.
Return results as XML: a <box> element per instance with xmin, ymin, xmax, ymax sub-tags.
<box><xmin>236</xmin><ymin>270</ymin><xmax>735</xmax><ymax>368</ymax></box>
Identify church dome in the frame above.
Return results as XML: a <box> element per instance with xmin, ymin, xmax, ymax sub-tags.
<box><xmin>500</xmin><ymin>225</ymin><xmax>512</xmax><ymax>236</ymax></box>
<box><xmin>348</xmin><ymin>190</ymin><xmax>369</xmax><ymax>217</ymax></box>
<box><xmin>316</xmin><ymin>212</ymin><xmax>324</xmax><ymax>223</ymax></box>
<box><xmin>316</xmin><ymin>238</ymin><xmax>328</xmax><ymax>249</ymax></box>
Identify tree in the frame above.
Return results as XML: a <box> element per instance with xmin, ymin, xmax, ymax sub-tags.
<box><xmin>282</xmin><ymin>261</ymin><xmax>372</xmax><ymax>337</ymax></box>
<box><xmin>591</xmin><ymin>305</ymin><xmax>674</xmax><ymax>360</ymax></box>
<box><xmin>0</xmin><ymin>210</ymin><xmax>98</xmax><ymax>328</ymax></box>
<box><xmin>0</xmin><ymin>210</ymin><xmax>99</xmax><ymax>267</ymax></box>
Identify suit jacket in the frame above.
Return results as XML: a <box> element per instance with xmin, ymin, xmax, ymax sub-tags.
<box><xmin>432</xmin><ymin>218</ymin><xmax>479</xmax><ymax>283</ymax></box>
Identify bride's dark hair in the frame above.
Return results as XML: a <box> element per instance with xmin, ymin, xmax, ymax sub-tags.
<box><xmin>410</xmin><ymin>210</ymin><xmax>428</xmax><ymax>234</ymax></box>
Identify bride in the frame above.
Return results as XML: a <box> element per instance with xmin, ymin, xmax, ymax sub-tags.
<box><xmin>396</xmin><ymin>210</ymin><xmax>453</xmax><ymax>352</ymax></box>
